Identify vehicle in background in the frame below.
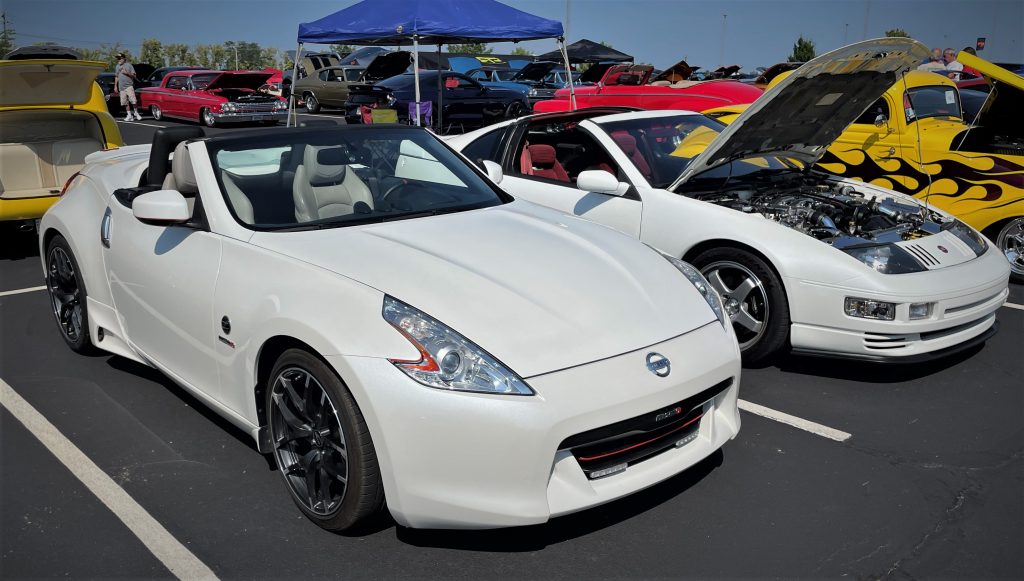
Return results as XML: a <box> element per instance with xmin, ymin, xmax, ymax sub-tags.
<box><xmin>1</xmin><ymin>52</ymin><xmax>122</xmax><ymax>223</ymax></box>
<box><xmin>139</xmin><ymin>70</ymin><xmax>287</xmax><ymax>127</ymax></box>
<box><xmin>337</xmin><ymin>46</ymin><xmax>391</xmax><ymax>66</ymax></box>
<box><xmin>345</xmin><ymin>70</ymin><xmax>529</xmax><ymax>132</ymax></box>
<box><xmin>448</xmin><ymin>39</ymin><xmax>1011</xmax><ymax>364</ymax></box>
<box><xmin>534</xmin><ymin>63</ymin><xmax>762</xmax><ymax>113</ymax></box>
<box><xmin>141</xmin><ymin>66</ymin><xmax>204</xmax><ymax>88</ymax></box>
<box><xmin>95</xmin><ymin>72</ymin><xmax>120</xmax><ymax>114</ymax></box>
<box><xmin>41</xmin><ymin>123</ymin><xmax>742</xmax><ymax>531</ymax></box>
<box><xmin>292</xmin><ymin>65</ymin><xmax>367</xmax><ymax>113</ymax></box>
<box><xmin>464</xmin><ymin>65</ymin><xmax>532</xmax><ymax>95</ymax></box>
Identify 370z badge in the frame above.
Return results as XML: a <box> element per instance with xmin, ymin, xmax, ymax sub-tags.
<box><xmin>646</xmin><ymin>352</ymin><xmax>671</xmax><ymax>377</ymax></box>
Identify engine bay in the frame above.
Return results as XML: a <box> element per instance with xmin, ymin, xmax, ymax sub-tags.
<box><xmin>691</xmin><ymin>171</ymin><xmax>953</xmax><ymax>248</ymax></box>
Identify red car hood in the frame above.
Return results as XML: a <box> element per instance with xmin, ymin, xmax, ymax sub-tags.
<box><xmin>206</xmin><ymin>71</ymin><xmax>274</xmax><ymax>91</ymax></box>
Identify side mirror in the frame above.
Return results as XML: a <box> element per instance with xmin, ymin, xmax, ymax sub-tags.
<box><xmin>132</xmin><ymin>189</ymin><xmax>191</xmax><ymax>225</ymax></box>
<box><xmin>481</xmin><ymin>160</ymin><xmax>503</xmax><ymax>184</ymax></box>
<box><xmin>874</xmin><ymin>113</ymin><xmax>888</xmax><ymax>128</ymax></box>
<box><xmin>577</xmin><ymin>170</ymin><xmax>626</xmax><ymax>195</ymax></box>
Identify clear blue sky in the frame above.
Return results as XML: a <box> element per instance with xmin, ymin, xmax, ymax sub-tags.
<box><xmin>4</xmin><ymin>0</ymin><xmax>1022</xmax><ymax>69</ymax></box>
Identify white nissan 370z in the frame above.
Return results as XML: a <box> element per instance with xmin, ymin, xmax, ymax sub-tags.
<box><xmin>40</xmin><ymin>124</ymin><xmax>741</xmax><ymax>530</ymax></box>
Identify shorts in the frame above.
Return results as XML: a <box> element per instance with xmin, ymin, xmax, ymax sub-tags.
<box><xmin>119</xmin><ymin>86</ymin><xmax>137</xmax><ymax>106</ymax></box>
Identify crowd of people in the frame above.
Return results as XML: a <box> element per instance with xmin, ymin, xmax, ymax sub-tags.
<box><xmin>917</xmin><ymin>46</ymin><xmax>980</xmax><ymax>80</ymax></box>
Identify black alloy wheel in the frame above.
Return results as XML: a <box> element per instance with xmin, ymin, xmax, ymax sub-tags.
<box><xmin>46</xmin><ymin>235</ymin><xmax>94</xmax><ymax>353</ymax></box>
<box><xmin>304</xmin><ymin>93</ymin><xmax>320</xmax><ymax>114</ymax></box>
<box><xmin>505</xmin><ymin>101</ymin><xmax>527</xmax><ymax>119</ymax></box>
<box><xmin>267</xmin><ymin>349</ymin><xmax>383</xmax><ymax>531</ymax></box>
<box><xmin>692</xmin><ymin>247</ymin><xmax>790</xmax><ymax>366</ymax></box>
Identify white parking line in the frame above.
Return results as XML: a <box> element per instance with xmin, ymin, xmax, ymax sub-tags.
<box><xmin>0</xmin><ymin>379</ymin><xmax>217</xmax><ymax>580</ymax></box>
<box><xmin>738</xmin><ymin>399</ymin><xmax>852</xmax><ymax>442</ymax></box>
<box><xmin>117</xmin><ymin>120</ymin><xmax>168</xmax><ymax>129</ymax></box>
<box><xmin>0</xmin><ymin>285</ymin><xmax>46</xmax><ymax>297</ymax></box>
<box><xmin>294</xmin><ymin>112</ymin><xmax>345</xmax><ymax>120</ymax></box>
<box><xmin>1003</xmin><ymin>302</ymin><xmax>1024</xmax><ymax>311</ymax></box>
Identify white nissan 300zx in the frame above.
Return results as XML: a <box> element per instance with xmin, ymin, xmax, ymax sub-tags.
<box><xmin>40</xmin><ymin>124</ymin><xmax>741</xmax><ymax>530</ymax></box>
<box><xmin>448</xmin><ymin>39</ymin><xmax>1011</xmax><ymax>365</ymax></box>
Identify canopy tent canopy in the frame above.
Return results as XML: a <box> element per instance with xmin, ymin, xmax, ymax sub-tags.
<box><xmin>290</xmin><ymin>0</ymin><xmax>575</xmax><ymax>130</ymax></box>
<box><xmin>536</xmin><ymin>38</ymin><xmax>633</xmax><ymax>64</ymax></box>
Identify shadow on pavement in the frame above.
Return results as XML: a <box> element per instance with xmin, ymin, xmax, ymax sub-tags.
<box><xmin>0</xmin><ymin>225</ymin><xmax>40</xmax><ymax>261</ymax></box>
<box><xmin>395</xmin><ymin>449</ymin><xmax>724</xmax><ymax>551</ymax></box>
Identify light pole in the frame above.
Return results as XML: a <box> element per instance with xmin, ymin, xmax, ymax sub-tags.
<box><xmin>719</xmin><ymin>13</ymin><xmax>727</xmax><ymax>67</ymax></box>
<box><xmin>843</xmin><ymin>23</ymin><xmax>849</xmax><ymax>45</ymax></box>
<box><xmin>225</xmin><ymin>41</ymin><xmax>238</xmax><ymax>70</ymax></box>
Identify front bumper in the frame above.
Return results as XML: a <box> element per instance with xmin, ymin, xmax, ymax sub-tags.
<box><xmin>327</xmin><ymin>321</ymin><xmax>741</xmax><ymax>529</ymax></box>
<box><xmin>787</xmin><ymin>246</ymin><xmax>1010</xmax><ymax>360</ymax></box>
<box><xmin>211</xmin><ymin>111</ymin><xmax>286</xmax><ymax>124</ymax></box>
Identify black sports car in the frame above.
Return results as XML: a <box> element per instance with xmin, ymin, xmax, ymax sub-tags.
<box><xmin>345</xmin><ymin>70</ymin><xmax>528</xmax><ymax>134</ymax></box>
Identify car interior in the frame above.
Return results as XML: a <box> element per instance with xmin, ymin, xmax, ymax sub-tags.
<box><xmin>512</xmin><ymin>120</ymin><xmax>624</xmax><ymax>185</ymax></box>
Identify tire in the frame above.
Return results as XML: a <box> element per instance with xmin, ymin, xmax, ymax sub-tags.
<box><xmin>45</xmin><ymin>235</ymin><xmax>96</xmax><ymax>354</ymax></box>
<box><xmin>691</xmin><ymin>247</ymin><xmax>790</xmax><ymax>366</ymax></box>
<box><xmin>201</xmin><ymin>108</ymin><xmax>216</xmax><ymax>127</ymax></box>
<box><xmin>150</xmin><ymin>104</ymin><xmax>162</xmax><ymax>121</ymax></box>
<box><xmin>304</xmin><ymin>93</ymin><xmax>320</xmax><ymax>114</ymax></box>
<box><xmin>266</xmin><ymin>348</ymin><xmax>384</xmax><ymax>531</ymax></box>
<box><xmin>994</xmin><ymin>217</ymin><xmax>1024</xmax><ymax>283</ymax></box>
<box><xmin>505</xmin><ymin>101</ymin><xmax>526</xmax><ymax>119</ymax></box>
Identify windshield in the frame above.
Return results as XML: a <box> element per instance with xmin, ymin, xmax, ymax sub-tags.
<box><xmin>596</xmin><ymin>114</ymin><xmax>791</xmax><ymax>188</ymax></box>
<box><xmin>191</xmin><ymin>73</ymin><xmax>219</xmax><ymax>90</ymax></box>
<box><xmin>904</xmin><ymin>85</ymin><xmax>962</xmax><ymax>122</ymax></box>
<box><xmin>207</xmin><ymin>127</ymin><xmax>508</xmax><ymax>230</ymax></box>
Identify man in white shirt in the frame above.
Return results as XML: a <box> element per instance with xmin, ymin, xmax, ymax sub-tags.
<box><xmin>943</xmin><ymin>48</ymin><xmax>964</xmax><ymax>81</ymax></box>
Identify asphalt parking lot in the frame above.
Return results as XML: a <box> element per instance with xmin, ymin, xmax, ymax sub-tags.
<box><xmin>1</xmin><ymin>115</ymin><xmax>1022</xmax><ymax>578</ymax></box>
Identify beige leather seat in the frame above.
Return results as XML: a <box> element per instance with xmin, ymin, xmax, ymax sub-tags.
<box><xmin>162</xmin><ymin>142</ymin><xmax>254</xmax><ymax>224</ymax></box>
<box><xmin>292</xmin><ymin>145</ymin><xmax>372</xmax><ymax>222</ymax></box>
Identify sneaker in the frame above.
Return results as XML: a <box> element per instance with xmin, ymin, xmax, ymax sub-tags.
<box><xmin>123</xmin><ymin>114</ymin><xmax>133</xmax><ymax>121</ymax></box>
<box><xmin>133</xmin><ymin>111</ymin><xmax>143</xmax><ymax>121</ymax></box>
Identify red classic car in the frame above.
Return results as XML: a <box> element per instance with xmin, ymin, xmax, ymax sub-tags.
<box><xmin>138</xmin><ymin>70</ymin><xmax>287</xmax><ymax>127</ymax></box>
<box><xmin>533</xmin><ymin>63</ymin><xmax>763</xmax><ymax>113</ymax></box>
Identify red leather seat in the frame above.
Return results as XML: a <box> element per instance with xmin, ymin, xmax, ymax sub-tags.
<box><xmin>528</xmin><ymin>144</ymin><xmax>569</xmax><ymax>182</ymax></box>
<box><xmin>611</xmin><ymin>131</ymin><xmax>652</xmax><ymax>179</ymax></box>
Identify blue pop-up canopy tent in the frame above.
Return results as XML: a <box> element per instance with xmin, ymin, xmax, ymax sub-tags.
<box><xmin>291</xmin><ymin>0</ymin><xmax>575</xmax><ymax>128</ymax></box>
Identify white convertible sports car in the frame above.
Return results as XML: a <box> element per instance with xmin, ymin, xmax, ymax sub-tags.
<box><xmin>448</xmin><ymin>39</ymin><xmax>1011</xmax><ymax>365</ymax></box>
<box><xmin>40</xmin><ymin>124</ymin><xmax>741</xmax><ymax>530</ymax></box>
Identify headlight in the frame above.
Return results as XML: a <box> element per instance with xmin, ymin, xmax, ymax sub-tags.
<box><xmin>382</xmin><ymin>296</ymin><xmax>533</xmax><ymax>396</ymax></box>
<box><xmin>948</xmin><ymin>220</ymin><xmax>987</xmax><ymax>256</ymax></box>
<box><xmin>272</xmin><ymin>100</ymin><xmax>288</xmax><ymax>110</ymax></box>
<box><xmin>844</xmin><ymin>245</ymin><xmax>925</xmax><ymax>274</ymax></box>
<box><xmin>221</xmin><ymin>102</ymin><xmax>237</xmax><ymax>112</ymax></box>
<box><xmin>528</xmin><ymin>88</ymin><xmax>538</xmax><ymax>97</ymax></box>
<box><xmin>385</xmin><ymin>94</ymin><xmax>397</xmax><ymax>107</ymax></box>
<box><xmin>659</xmin><ymin>252</ymin><xmax>727</xmax><ymax>327</ymax></box>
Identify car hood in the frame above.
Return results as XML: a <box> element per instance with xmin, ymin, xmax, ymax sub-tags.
<box><xmin>363</xmin><ymin>51</ymin><xmax>413</xmax><ymax>82</ymax></box>
<box><xmin>957</xmin><ymin>51</ymin><xmax>1023</xmax><ymax>125</ymax></box>
<box><xmin>249</xmin><ymin>202</ymin><xmax>718</xmax><ymax>378</ymax></box>
<box><xmin>670</xmin><ymin>38</ymin><xmax>930</xmax><ymax>191</ymax></box>
<box><xmin>651</xmin><ymin>59</ymin><xmax>699</xmax><ymax>84</ymax></box>
<box><xmin>512</xmin><ymin>61</ymin><xmax>559</xmax><ymax>82</ymax></box>
<box><xmin>0</xmin><ymin>59</ymin><xmax>105</xmax><ymax>106</ymax></box>
<box><xmin>206</xmin><ymin>72</ymin><xmax>274</xmax><ymax>90</ymax></box>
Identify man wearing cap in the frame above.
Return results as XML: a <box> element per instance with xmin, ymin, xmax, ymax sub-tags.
<box><xmin>114</xmin><ymin>53</ymin><xmax>142</xmax><ymax>121</ymax></box>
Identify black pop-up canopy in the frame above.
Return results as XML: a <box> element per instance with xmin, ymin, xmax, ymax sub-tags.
<box><xmin>536</xmin><ymin>38</ymin><xmax>633</xmax><ymax>64</ymax></box>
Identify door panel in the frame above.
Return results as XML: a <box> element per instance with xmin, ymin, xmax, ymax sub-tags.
<box><xmin>502</xmin><ymin>175</ymin><xmax>642</xmax><ymax>238</ymax></box>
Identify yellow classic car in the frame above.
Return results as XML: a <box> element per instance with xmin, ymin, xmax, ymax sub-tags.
<box><xmin>0</xmin><ymin>56</ymin><xmax>123</xmax><ymax>224</ymax></box>
<box><xmin>706</xmin><ymin>55</ymin><xmax>1024</xmax><ymax>280</ymax></box>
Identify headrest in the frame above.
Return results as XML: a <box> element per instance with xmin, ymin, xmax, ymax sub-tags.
<box><xmin>528</xmin><ymin>144</ymin><xmax>557</xmax><ymax>168</ymax></box>
<box><xmin>612</xmin><ymin>132</ymin><xmax>637</xmax><ymax>156</ymax></box>
<box><xmin>172</xmin><ymin>142</ymin><xmax>198</xmax><ymax>194</ymax></box>
<box><xmin>304</xmin><ymin>145</ymin><xmax>347</xmax><ymax>186</ymax></box>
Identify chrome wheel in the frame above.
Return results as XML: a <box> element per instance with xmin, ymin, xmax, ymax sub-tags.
<box><xmin>46</xmin><ymin>245</ymin><xmax>84</xmax><ymax>344</ymax></box>
<box><xmin>702</xmin><ymin>260</ymin><xmax>769</xmax><ymax>350</ymax></box>
<box><xmin>304</xmin><ymin>93</ymin><xmax>320</xmax><ymax>113</ymax></box>
<box><xmin>270</xmin><ymin>367</ymin><xmax>348</xmax><ymax>517</ymax></box>
<box><xmin>202</xmin><ymin>108</ymin><xmax>215</xmax><ymax>127</ymax></box>
<box><xmin>150</xmin><ymin>104</ymin><xmax>162</xmax><ymax>121</ymax></box>
<box><xmin>996</xmin><ymin>217</ymin><xmax>1024</xmax><ymax>279</ymax></box>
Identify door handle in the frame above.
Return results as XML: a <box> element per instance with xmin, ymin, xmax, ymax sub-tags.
<box><xmin>100</xmin><ymin>207</ymin><xmax>112</xmax><ymax>248</ymax></box>
<box><xmin>887</xmin><ymin>147</ymin><xmax>896</xmax><ymax>156</ymax></box>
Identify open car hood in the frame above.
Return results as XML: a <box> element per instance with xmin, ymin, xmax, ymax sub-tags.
<box><xmin>205</xmin><ymin>71</ymin><xmax>274</xmax><ymax>91</ymax></box>
<box><xmin>651</xmin><ymin>59</ymin><xmax>699</xmax><ymax>84</ymax></box>
<box><xmin>512</xmin><ymin>61</ymin><xmax>558</xmax><ymax>82</ymax></box>
<box><xmin>670</xmin><ymin>38</ymin><xmax>930</xmax><ymax>191</ymax></box>
<box><xmin>957</xmin><ymin>51</ymin><xmax>1024</xmax><ymax>127</ymax></box>
<box><xmin>363</xmin><ymin>51</ymin><xmax>413</xmax><ymax>82</ymax></box>
<box><xmin>578</xmin><ymin>62</ymin><xmax>616</xmax><ymax>84</ymax></box>
<box><xmin>0</xmin><ymin>59</ymin><xmax>105</xmax><ymax>106</ymax></box>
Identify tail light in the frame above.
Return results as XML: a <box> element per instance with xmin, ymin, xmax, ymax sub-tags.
<box><xmin>60</xmin><ymin>171</ymin><xmax>81</xmax><ymax>197</ymax></box>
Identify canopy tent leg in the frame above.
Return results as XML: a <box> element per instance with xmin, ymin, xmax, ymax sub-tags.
<box><xmin>288</xmin><ymin>41</ymin><xmax>302</xmax><ymax>127</ymax></box>
<box><xmin>436</xmin><ymin>43</ymin><xmax>443</xmax><ymax>133</ymax></box>
<box><xmin>559</xmin><ymin>37</ymin><xmax>576</xmax><ymax>111</ymax></box>
<box><xmin>412</xmin><ymin>36</ymin><xmax>421</xmax><ymax>126</ymax></box>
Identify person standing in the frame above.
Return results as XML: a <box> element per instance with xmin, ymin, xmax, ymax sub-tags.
<box><xmin>943</xmin><ymin>47</ymin><xmax>964</xmax><ymax>81</ymax></box>
<box><xmin>114</xmin><ymin>52</ymin><xmax>142</xmax><ymax>121</ymax></box>
<box><xmin>959</xmin><ymin>47</ymin><xmax>981</xmax><ymax>78</ymax></box>
<box><xmin>917</xmin><ymin>48</ymin><xmax>946</xmax><ymax>72</ymax></box>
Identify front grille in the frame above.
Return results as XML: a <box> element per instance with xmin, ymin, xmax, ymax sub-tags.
<box><xmin>232</xmin><ymin>103</ymin><xmax>277</xmax><ymax>113</ymax></box>
<box><xmin>559</xmin><ymin>378</ymin><xmax>732</xmax><ymax>480</ymax></box>
<box><xmin>920</xmin><ymin>315</ymin><xmax>991</xmax><ymax>341</ymax></box>
<box><xmin>944</xmin><ymin>293</ymin><xmax>1002</xmax><ymax>315</ymax></box>
<box><xmin>862</xmin><ymin>333</ymin><xmax>912</xmax><ymax>350</ymax></box>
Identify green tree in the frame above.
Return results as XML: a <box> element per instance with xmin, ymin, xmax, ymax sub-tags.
<box><xmin>260</xmin><ymin>47</ymin><xmax>280</xmax><ymax>69</ymax></box>
<box><xmin>140</xmin><ymin>38</ymin><xmax>164</xmax><ymax>66</ymax></box>
<box><xmin>164</xmin><ymin>43</ymin><xmax>191</xmax><ymax>66</ymax></box>
<box><xmin>510</xmin><ymin>46</ymin><xmax>533</xmax><ymax>56</ymax></box>
<box><xmin>330</xmin><ymin>44</ymin><xmax>355</xmax><ymax>57</ymax></box>
<box><xmin>788</xmin><ymin>35</ymin><xmax>816</xmax><ymax>62</ymax></box>
<box><xmin>0</xmin><ymin>12</ymin><xmax>15</xmax><ymax>56</ymax></box>
<box><xmin>885</xmin><ymin>28</ymin><xmax>910</xmax><ymax>38</ymax></box>
<box><xmin>447</xmin><ymin>43</ymin><xmax>492</xmax><ymax>54</ymax></box>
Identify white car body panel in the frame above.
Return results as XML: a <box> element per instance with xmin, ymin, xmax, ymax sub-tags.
<box><xmin>40</xmin><ymin>131</ymin><xmax>741</xmax><ymax>529</ymax></box>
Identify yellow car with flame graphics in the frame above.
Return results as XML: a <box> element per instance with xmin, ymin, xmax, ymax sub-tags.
<box><xmin>706</xmin><ymin>53</ymin><xmax>1024</xmax><ymax>280</ymax></box>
